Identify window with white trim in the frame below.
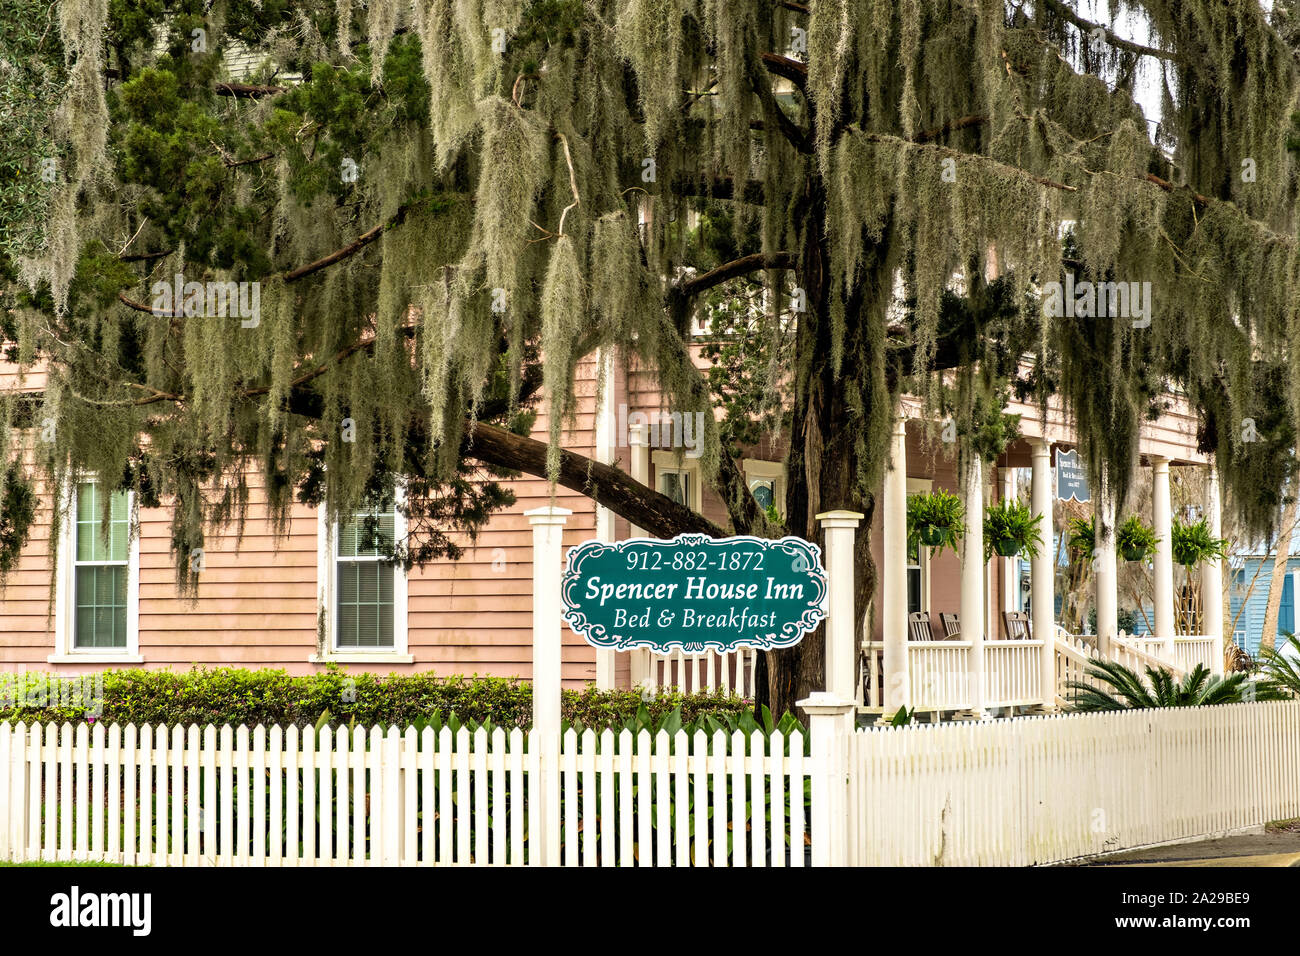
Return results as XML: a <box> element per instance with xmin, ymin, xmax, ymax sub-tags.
<box><xmin>336</xmin><ymin>507</ymin><xmax>397</xmax><ymax>647</ymax></box>
<box><xmin>53</xmin><ymin>480</ymin><xmax>140</xmax><ymax>661</ymax></box>
<box><xmin>316</xmin><ymin>491</ymin><xmax>409</xmax><ymax>660</ymax></box>
<box><xmin>743</xmin><ymin>459</ymin><xmax>786</xmax><ymax>518</ymax></box>
<box><xmin>652</xmin><ymin>450</ymin><xmax>703</xmax><ymax>513</ymax></box>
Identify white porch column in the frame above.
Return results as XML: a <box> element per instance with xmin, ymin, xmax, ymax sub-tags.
<box><xmin>1151</xmin><ymin>456</ymin><xmax>1175</xmax><ymax>661</ymax></box>
<box><xmin>882</xmin><ymin>417</ymin><xmax>910</xmax><ymax>717</ymax></box>
<box><xmin>526</xmin><ymin>504</ymin><xmax>570</xmax><ymax>867</ymax></box>
<box><xmin>1001</xmin><ymin>468</ymin><xmax>1016</xmax><ymax>627</ymax></box>
<box><xmin>628</xmin><ymin>423</ymin><xmax>652</xmax><ymax>688</ymax></box>
<box><xmin>1202</xmin><ymin>463</ymin><xmax>1225</xmax><ymax>675</ymax></box>
<box><xmin>960</xmin><ymin>455</ymin><xmax>986</xmax><ymax>717</ymax></box>
<box><xmin>817</xmin><ymin>510</ymin><xmax>864</xmax><ymax>702</ymax></box>
<box><xmin>1029</xmin><ymin>440</ymin><xmax>1055</xmax><ymax>710</ymax></box>
<box><xmin>593</xmin><ymin>350</ymin><xmax>617</xmax><ymax>690</ymax></box>
<box><xmin>1094</xmin><ymin>474</ymin><xmax>1119</xmax><ymax>657</ymax></box>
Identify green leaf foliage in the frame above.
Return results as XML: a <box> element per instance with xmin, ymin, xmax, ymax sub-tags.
<box><xmin>0</xmin><ymin>666</ymin><xmax>762</xmax><ymax>732</ymax></box>
<box><xmin>983</xmin><ymin>499</ymin><xmax>1043</xmax><ymax>560</ymax></box>
<box><xmin>906</xmin><ymin>489</ymin><xmax>966</xmax><ymax>558</ymax></box>
<box><xmin>1066</xmin><ymin>659</ymin><xmax>1287</xmax><ymax>711</ymax></box>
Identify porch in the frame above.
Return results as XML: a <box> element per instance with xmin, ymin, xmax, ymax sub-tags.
<box><xmin>626</xmin><ymin>404</ymin><xmax>1225</xmax><ymax>718</ymax></box>
<box><xmin>864</xmin><ymin>406</ymin><xmax>1225</xmax><ymax>718</ymax></box>
<box><xmin>860</xmin><ymin>630</ymin><xmax>1220</xmax><ymax>714</ymax></box>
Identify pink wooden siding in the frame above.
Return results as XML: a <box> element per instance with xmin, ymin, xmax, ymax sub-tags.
<box><xmin>0</xmin><ymin>359</ymin><xmax>600</xmax><ymax>686</ymax></box>
<box><xmin>0</xmin><ymin>345</ymin><xmax>1216</xmax><ymax>685</ymax></box>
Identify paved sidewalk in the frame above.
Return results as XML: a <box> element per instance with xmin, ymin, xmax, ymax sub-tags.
<box><xmin>1088</xmin><ymin>827</ymin><xmax>1300</xmax><ymax>866</ymax></box>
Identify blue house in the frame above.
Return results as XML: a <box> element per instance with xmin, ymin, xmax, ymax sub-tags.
<box><xmin>1120</xmin><ymin>528</ymin><xmax>1298</xmax><ymax>657</ymax></box>
<box><xmin>1229</xmin><ymin>554</ymin><xmax>1300</xmax><ymax>658</ymax></box>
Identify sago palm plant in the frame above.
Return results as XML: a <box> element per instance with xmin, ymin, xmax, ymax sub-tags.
<box><xmin>1067</xmin><ymin>660</ymin><xmax>1286</xmax><ymax>711</ymax></box>
<box><xmin>1259</xmin><ymin>633</ymin><xmax>1300</xmax><ymax>699</ymax></box>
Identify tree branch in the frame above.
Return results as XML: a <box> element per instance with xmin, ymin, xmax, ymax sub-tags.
<box><xmin>462</xmin><ymin>421</ymin><xmax>727</xmax><ymax>538</ymax></box>
<box><xmin>760</xmin><ymin>52</ymin><xmax>807</xmax><ymax>90</ymax></box>
<box><xmin>749</xmin><ymin>56</ymin><xmax>812</xmax><ymax>153</ymax></box>
<box><xmin>215</xmin><ymin>82</ymin><xmax>288</xmax><ymax>98</ymax></box>
<box><xmin>1041</xmin><ymin>0</ymin><xmax>1184</xmax><ymax>63</ymax></box>
<box><xmin>672</xmin><ymin>175</ymin><xmax>768</xmax><ymax>205</ymax></box>
<box><xmin>676</xmin><ymin>252</ymin><xmax>796</xmax><ymax>299</ymax></box>
<box><xmin>915</xmin><ymin>113</ymin><xmax>987</xmax><ymax>143</ymax></box>
<box><xmin>281</xmin><ymin>212</ymin><xmax>397</xmax><ymax>283</ymax></box>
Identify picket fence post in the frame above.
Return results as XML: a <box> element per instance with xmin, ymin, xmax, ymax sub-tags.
<box><xmin>816</xmin><ymin>510</ymin><xmax>865</xmax><ymax>703</ymax></box>
<box><xmin>0</xmin><ymin>722</ymin><xmax>23</xmax><ymax>861</ymax></box>
<box><xmin>527</xmin><ymin>504</ymin><xmax>571</xmax><ymax>866</ymax></box>
<box><xmin>799</xmin><ymin>693</ymin><xmax>855</xmax><ymax>866</ymax></box>
<box><xmin>383</xmin><ymin>726</ymin><xmax>401</xmax><ymax>865</ymax></box>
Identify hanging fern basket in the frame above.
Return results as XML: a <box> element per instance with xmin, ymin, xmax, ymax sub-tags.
<box><xmin>1121</xmin><ymin>545</ymin><xmax>1149</xmax><ymax>562</ymax></box>
<box><xmin>993</xmin><ymin>538</ymin><xmax>1021</xmax><ymax>558</ymax></box>
<box><xmin>918</xmin><ymin>524</ymin><xmax>947</xmax><ymax>547</ymax></box>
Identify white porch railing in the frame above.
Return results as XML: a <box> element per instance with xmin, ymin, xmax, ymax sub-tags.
<box><xmin>863</xmin><ymin>627</ymin><xmax>1216</xmax><ymax>714</ymax></box>
<box><xmin>1053</xmin><ymin>631</ymin><xmax>1098</xmax><ymax>707</ymax></box>
<box><xmin>906</xmin><ymin>641</ymin><xmax>973</xmax><ymax>711</ymax></box>
<box><xmin>1172</xmin><ymin>636</ymin><xmax>1217</xmax><ymax>673</ymax></box>
<box><xmin>1109</xmin><ymin>635</ymin><xmax>1187</xmax><ymax>680</ymax></box>
<box><xmin>1112</xmin><ymin>634</ymin><xmax>1216</xmax><ymax>674</ymax></box>
<box><xmin>862</xmin><ymin>640</ymin><xmax>1045</xmax><ymax>712</ymax></box>
<box><xmin>646</xmin><ymin>648</ymin><xmax>758</xmax><ymax>698</ymax></box>
<box><xmin>983</xmin><ymin>641</ymin><xmax>1046</xmax><ymax>707</ymax></box>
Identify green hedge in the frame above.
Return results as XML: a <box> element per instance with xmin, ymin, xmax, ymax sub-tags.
<box><xmin>0</xmin><ymin>667</ymin><xmax>753</xmax><ymax>731</ymax></box>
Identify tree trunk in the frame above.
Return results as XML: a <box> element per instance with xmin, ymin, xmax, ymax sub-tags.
<box><xmin>1260</xmin><ymin>494</ymin><xmax>1299</xmax><ymax>653</ymax></box>
<box><xmin>766</xmin><ymin>181</ymin><xmax>880</xmax><ymax>719</ymax></box>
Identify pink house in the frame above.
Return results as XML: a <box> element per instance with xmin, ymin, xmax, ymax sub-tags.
<box><xmin>0</xmin><ymin>348</ymin><xmax>1215</xmax><ymax>710</ymax></box>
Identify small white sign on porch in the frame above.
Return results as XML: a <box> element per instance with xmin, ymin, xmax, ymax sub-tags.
<box><xmin>1055</xmin><ymin>448</ymin><xmax>1090</xmax><ymax>503</ymax></box>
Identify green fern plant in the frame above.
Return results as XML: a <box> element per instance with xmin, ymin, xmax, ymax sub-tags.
<box><xmin>983</xmin><ymin>500</ymin><xmax>1043</xmax><ymax>559</ymax></box>
<box><xmin>907</xmin><ymin>490</ymin><xmax>966</xmax><ymax>558</ymax></box>
<box><xmin>1171</xmin><ymin>518</ymin><xmax>1228</xmax><ymax>569</ymax></box>
<box><xmin>1116</xmin><ymin>514</ymin><xmax>1158</xmax><ymax>561</ymax></box>
<box><xmin>1067</xmin><ymin>516</ymin><xmax>1095</xmax><ymax>561</ymax></box>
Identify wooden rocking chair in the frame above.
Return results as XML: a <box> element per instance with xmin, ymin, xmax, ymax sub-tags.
<box><xmin>1003</xmin><ymin>610</ymin><xmax>1031</xmax><ymax>641</ymax></box>
<box><xmin>907</xmin><ymin>611</ymin><xmax>936</xmax><ymax>641</ymax></box>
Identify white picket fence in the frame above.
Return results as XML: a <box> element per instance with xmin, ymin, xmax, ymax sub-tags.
<box><xmin>0</xmin><ymin>720</ymin><xmax>806</xmax><ymax>867</ymax></box>
<box><xmin>841</xmin><ymin>700</ymin><xmax>1300</xmax><ymax>866</ymax></box>
<box><xmin>3</xmin><ymin>700</ymin><xmax>1297</xmax><ymax>867</ymax></box>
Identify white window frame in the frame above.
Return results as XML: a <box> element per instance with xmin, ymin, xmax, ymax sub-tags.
<box><xmin>50</xmin><ymin>478</ymin><xmax>142</xmax><ymax>664</ymax></box>
<box><xmin>906</xmin><ymin>477</ymin><xmax>933</xmax><ymax>615</ymax></box>
<box><xmin>742</xmin><ymin>459</ymin><xmax>786</xmax><ymax>518</ymax></box>
<box><xmin>652</xmin><ymin>450</ymin><xmax>703</xmax><ymax>513</ymax></box>
<box><xmin>313</xmin><ymin>486</ymin><xmax>411</xmax><ymax>664</ymax></box>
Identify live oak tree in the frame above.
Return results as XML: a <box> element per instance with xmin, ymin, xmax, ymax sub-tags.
<box><xmin>4</xmin><ymin>0</ymin><xmax>1300</xmax><ymax>716</ymax></box>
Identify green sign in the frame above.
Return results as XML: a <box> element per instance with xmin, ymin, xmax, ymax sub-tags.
<box><xmin>562</xmin><ymin>533</ymin><xmax>827</xmax><ymax>653</ymax></box>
